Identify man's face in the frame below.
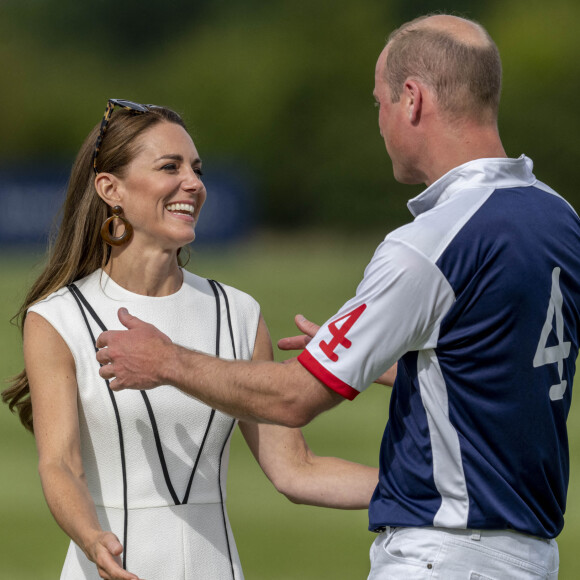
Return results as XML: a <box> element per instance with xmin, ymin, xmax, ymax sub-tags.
<box><xmin>373</xmin><ymin>46</ymin><xmax>408</xmax><ymax>182</ymax></box>
<box><xmin>373</xmin><ymin>45</ymin><xmax>421</xmax><ymax>183</ymax></box>
<box><xmin>373</xmin><ymin>47</ymin><xmax>392</xmax><ymax>146</ymax></box>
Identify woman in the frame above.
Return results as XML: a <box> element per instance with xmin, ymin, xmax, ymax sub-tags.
<box><xmin>2</xmin><ymin>100</ymin><xmax>378</xmax><ymax>580</ymax></box>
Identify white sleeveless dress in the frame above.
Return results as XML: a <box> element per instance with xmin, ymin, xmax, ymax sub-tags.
<box><xmin>29</xmin><ymin>269</ymin><xmax>260</xmax><ymax>580</ymax></box>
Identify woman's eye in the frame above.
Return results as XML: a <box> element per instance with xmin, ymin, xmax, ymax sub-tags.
<box><xmin>194</xmin><ymin>168</ymin><xmax>204</xmax><ymax>177</ymax></box>
<box><xmin>162</xmin><ymin>163</ymin><xmax>178</xmax><ymax>171</ymax></box>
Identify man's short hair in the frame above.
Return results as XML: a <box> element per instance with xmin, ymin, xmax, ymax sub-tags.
<box><xmin>385</xmin><ymin>16</ymin><xmax>502</xmax><ymax>124</ymax></box>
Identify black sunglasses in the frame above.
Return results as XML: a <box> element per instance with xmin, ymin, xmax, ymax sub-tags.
<box><xmin>92</xmin><ymin>99</ymin><xmax>154</xmax><ymax>174</ymax></box>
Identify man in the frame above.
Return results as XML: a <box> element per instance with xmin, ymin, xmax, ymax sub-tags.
<box><xmin>97</xmin><ymin>14</ymin><xmax>580</xmax><ymax>578</ymax></box>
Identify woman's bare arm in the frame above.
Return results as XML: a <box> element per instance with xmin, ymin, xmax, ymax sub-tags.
<box><xmin>24</xmin><ymin>312</ymin><xmax>141</xmax><ymax>580</ymax></box>
<box><xmin>239</xmin><ymin>316</ymin><xmax>378</xmax><ymax>509</ymax></box>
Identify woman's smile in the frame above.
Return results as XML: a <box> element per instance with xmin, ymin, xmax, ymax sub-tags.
<box><xmin>165</xmin><ymin>201</ymin><xmax>196</xmax><ymax>222</ymax></box>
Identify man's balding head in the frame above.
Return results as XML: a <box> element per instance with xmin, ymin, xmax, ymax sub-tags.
<box><xmin>383</xmin><ymin>14</ymin><xmax>502</xmax><ymax>125</ymax></box>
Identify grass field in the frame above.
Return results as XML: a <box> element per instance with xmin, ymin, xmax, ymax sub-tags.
<box><xmin>1</xmin><ymin>231</ymin><xmax>579</xmax><ymax>579</ymax></box>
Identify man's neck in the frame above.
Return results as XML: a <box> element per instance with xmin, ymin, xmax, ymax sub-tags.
<box><xmin>423</xmin><ymin>123</ymin><xmax>507</xmax><ymax>186</ymax></box>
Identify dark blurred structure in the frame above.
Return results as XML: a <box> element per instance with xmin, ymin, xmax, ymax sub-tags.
<box><xmin>0</xmin><ymin>164</ymin><xmax>68</xmax><ymax>247</ymax></box>
<box><xmin>0</xmin><ymin>162</ymin><xmax>255</xmax><ymax>248</ymax></box>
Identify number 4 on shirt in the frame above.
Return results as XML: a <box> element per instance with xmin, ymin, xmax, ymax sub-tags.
<box><xmin>533</xmin><ymin>267</ymin><xmax>571</xmax><ymax>401</ymax></box>
<box><xmin>320</xmin><ymin>304</ymin><xmax>367</xmax><ymax>362</ymax></box>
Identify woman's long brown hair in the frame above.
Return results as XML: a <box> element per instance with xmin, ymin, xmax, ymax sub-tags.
<box><xmin>2</xmin><ymin>105</ymin><xmax>187</xmax><ymax>432</ymax></box>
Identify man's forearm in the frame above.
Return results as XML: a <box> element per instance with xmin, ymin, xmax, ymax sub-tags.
<box><xmin>98</xmin><ymin>309</ymin><xmax>343</xmax><ymax>426</ymax></box>
<box><xmin>132</xmin><ymin>343</ymin><xmax>341</xmax><ymax>427</ymax></box>
<box><xmin>163</xmin><ymin>346</ymin><xmax>300</xmax><ymax>425</ymax></box>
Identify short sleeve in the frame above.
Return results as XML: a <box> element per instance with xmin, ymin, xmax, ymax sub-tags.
<box><xmin>298</xmin><ymin>238</ymin><xmax>456</xmax><ymax>398</ymax></box>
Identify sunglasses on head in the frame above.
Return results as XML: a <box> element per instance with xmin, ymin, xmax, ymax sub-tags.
<box><xmin>92</xmin><ymin>98</ymin><xmax>156</xmax><ymax>174</ymax></box>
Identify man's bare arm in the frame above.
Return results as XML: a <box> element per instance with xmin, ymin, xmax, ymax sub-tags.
<box><xmin>96</xmin><ymin>308</ymin><xmax>344</xmax><ymax>427</ymax></box>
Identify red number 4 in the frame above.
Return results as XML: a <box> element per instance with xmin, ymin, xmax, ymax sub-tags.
<box><xmin>319</xmin><ymin>304</ymin><xmax>367</xmax><ymax>362</ymax></box>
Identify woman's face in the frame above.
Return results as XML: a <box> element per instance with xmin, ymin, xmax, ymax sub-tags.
<box><xmin>116</xmin><ymin>121</ymin><xmax>207</xmax><ymax>250</ymax></box>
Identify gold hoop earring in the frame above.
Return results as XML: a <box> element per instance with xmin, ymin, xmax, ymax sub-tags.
<box><xmin>101</xmin><ymin>205</ymin><xmax>133</xmax><ymax>246</ymax></box>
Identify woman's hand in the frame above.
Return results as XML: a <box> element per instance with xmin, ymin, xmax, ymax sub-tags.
<box><xmin>86</xmin><ymin>531</ymin><xmax>141</xmax><ymax>580</ymax></box>
<box><xmin>277</xmin><ymin>314</ymin><xmax>319</xmax><ymax>352</ymax></box>
<box><xmin>277</xmin><ymin>314</ymin><xmax>397</xmax><ymax>386</ymax></box>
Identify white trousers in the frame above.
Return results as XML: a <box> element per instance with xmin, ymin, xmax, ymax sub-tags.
<box><xmin>368</xmin><ymin>527</ymin><xmax>559</xmax><ymax>580</ymax></box>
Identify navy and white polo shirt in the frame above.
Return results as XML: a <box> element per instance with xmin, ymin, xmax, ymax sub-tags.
<box><xmin>298</xmin><ymin>155</ymin><xmax>580</xmax><ymax>538</ymax></box>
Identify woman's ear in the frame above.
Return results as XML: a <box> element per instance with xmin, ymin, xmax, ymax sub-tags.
<box><xmin>95</xmin><ymin>172</ymin><xmax>122</xmax><ymax>206</ymax></box>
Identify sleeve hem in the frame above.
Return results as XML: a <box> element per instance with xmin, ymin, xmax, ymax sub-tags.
<box><xmin>297</xmin><ymin>350</ymin><xmax>360</xmax><ymax>400</ymax></box>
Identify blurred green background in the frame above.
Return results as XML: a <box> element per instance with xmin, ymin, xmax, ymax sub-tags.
<box><xmin>1</xmin><ymin>0</ymin><xmax>580</xmax><ymax>578</ymax></box>
<box><xmin>1</xmin><ymin>0</ymin><xmax>579</xmax><ymax>230</ymax></box>
<box><xmin>2</xmin><ymin>239</ymin><xmax>580</xmax><ymax>578</ymax></box>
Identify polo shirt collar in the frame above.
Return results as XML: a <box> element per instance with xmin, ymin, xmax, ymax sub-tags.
<box><xmin>407</xmin><ymin>155</ymin><xmax>536</xmax><ymax>218</ymax></box>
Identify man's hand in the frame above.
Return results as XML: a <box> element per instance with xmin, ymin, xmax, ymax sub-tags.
<box><xmin>96</xmin><ymin>308</ymin><xmax>173</xmax><ymax>391</ymax></box>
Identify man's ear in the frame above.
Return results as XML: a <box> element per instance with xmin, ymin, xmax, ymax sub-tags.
<box><xmin>95</xmin><ymin>172</ymin><xmax>122</xmax><ymax>206</ymax></box>
<box><xmin>403</xmin><ymin>80</ymin><xmax>423</xmax><ymax>124</ymax></box>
